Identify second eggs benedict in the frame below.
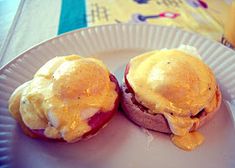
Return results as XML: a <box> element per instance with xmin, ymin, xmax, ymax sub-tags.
<box><xmin>121</xmin><ymin>45</ymin><xmax>222</xmax><ymax>151</ymax></box>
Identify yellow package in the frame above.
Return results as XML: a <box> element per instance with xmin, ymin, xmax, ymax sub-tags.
<box><xmin>86</xmin><ymin>0</ymin><xmax>232</xmax><ymax>41</ymax></box>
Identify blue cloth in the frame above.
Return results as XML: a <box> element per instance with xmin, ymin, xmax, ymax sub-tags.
<box><xmin>58</xmin><ymin>0</ymin><xmax>87</xmax><ymax>35</ymax></box>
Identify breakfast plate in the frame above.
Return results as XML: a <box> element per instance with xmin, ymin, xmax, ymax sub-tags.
<box><xmin>0</xmin><ymin>24</ymin><xmax>235</xmax><ymax>168</ymax></box>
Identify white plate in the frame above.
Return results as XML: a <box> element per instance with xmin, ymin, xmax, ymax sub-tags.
<box><xmin>0</xmin><ymin>24</ymin><xmax>235</xmax><ymax>168</ymax></box>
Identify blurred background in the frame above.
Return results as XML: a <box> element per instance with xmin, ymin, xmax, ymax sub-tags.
<box><xmin>0</xmin><ymin>0</ymin><xmax>234</xmax><ymax>67</ymax></box>
<box><xmin>0</xmin><ymin>0</ymin><xmax>20</xmax><ymax>49</ymax></box>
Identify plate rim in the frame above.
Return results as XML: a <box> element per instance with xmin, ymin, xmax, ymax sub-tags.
<box><xmin>1</xmin><ymin>23</ymin><xmax>234</xmax><ymax>73</ymax></box>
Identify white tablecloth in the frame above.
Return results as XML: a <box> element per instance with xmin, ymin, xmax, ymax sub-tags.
<box><xmin>0</xmin><ymin>0</ymin><xmax>61</xmax><ymax>67</ymax></box>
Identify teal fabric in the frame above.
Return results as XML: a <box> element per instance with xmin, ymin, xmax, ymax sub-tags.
<box><xmin>58</xmin><ymin>0</ymin><xmax>87</xmax><ymax>35</ymax></box>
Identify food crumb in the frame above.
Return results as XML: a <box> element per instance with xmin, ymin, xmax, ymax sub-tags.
<box><xmin>141</xmin><ymin>127</ymin><xmax>154</xmax><ymax>151</ymax></box>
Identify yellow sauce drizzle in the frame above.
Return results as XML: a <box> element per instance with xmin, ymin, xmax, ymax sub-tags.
<box><xmin>171</xmin><ymin>131</ymin><xmax>205</xmax><ymax>151</ymax></box>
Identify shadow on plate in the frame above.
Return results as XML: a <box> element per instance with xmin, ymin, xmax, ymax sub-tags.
<box><xmin>12</xmin><ymin>111</ymin><xmax>132</xmax><ymax>167</ymax></box>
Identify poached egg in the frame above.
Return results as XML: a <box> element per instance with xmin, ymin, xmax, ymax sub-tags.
<box><xmin>9</xmin><ymin>55</ymin><xmax>118</xmax><ymax>142</ymax></box>
<box><xmin>126</xmin><ymin>45</ymin><xmax>218</xmax><ymax>150</ymax></box>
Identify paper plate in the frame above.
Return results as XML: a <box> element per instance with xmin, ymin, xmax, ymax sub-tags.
<box><xmin>0</xmin><ymin>24</ymin><xmax>235</xmax><ymax>168</ymax></box>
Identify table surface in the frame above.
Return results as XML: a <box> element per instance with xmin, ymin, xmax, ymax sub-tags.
<box><xmin>0</xmin><ymin>0</ymin><xmax>61</xmax><ymax>67</ymax></box>
<box><xmin>0</xmin><ymin>0</ymin><xmax>233</xmax><ymax>68</ymax></box>
<box><xmin>0</xmin><ymin>0</ymin><xmax>20</xmax><ymax>56</ymax></box>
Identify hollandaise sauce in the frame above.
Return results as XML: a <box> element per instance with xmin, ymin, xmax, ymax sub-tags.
<box><xmin>126</xmin><ymin>46</ymin><xmax>217</xmax><ymax>151</ymax></box>
<box><xmin>171</xmin><ymin>131</ymin><xmax>205</xmax><ymax>151</ymax></box>
<box><xmin>9</xmin><ymin>55</ymin><xmax>118</xmax><ymax>142</ymax></box>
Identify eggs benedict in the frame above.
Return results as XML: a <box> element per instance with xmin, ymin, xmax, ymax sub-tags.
<box><xmin>121</xmin><ymin>45</ymin><xmax>222</xmax><ymax>151</ymax></box>
<box><xmin>8</xmin><ymin>55</ymin><xmax>120</xmax><ymax>142</ymax></box>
